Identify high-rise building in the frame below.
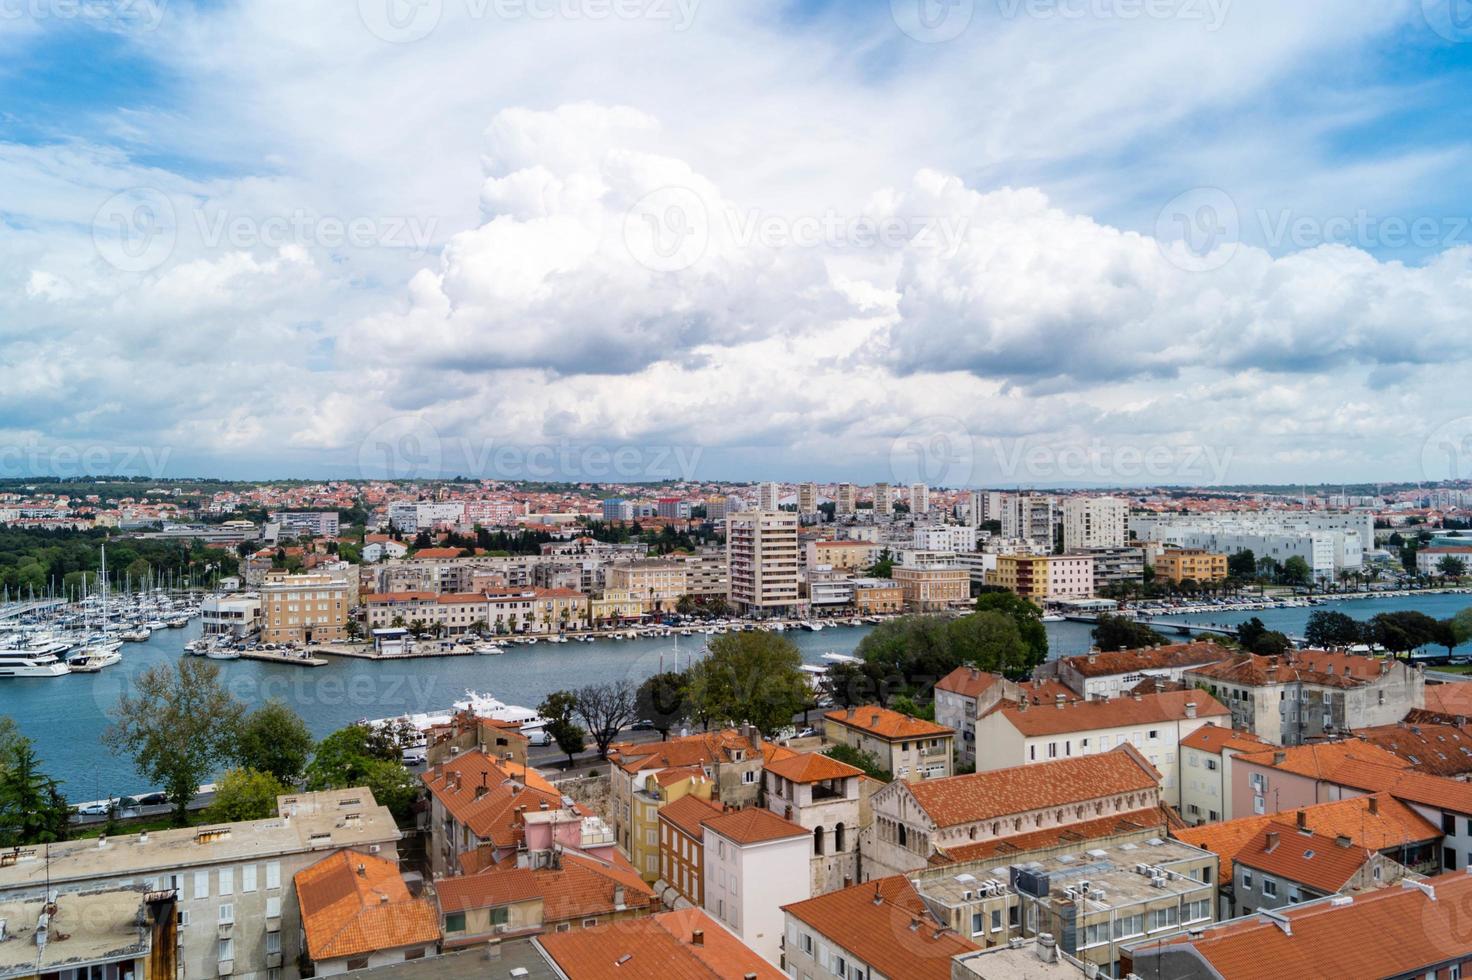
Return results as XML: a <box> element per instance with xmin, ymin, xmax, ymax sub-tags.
<box><xmin>835</xmin><ymin>483</ymin><xmax>856</xmax><ymax>514</ymax></box>
<box><xmin>968</xmin><ymin>490</ymin><xmax>1002</xmax><ymax>527</ymax></box>
<box><xmin>798</xmin><ymin>482</ymin><xmax>819</xmax><ymax>515</ymax></box>
<box><xmin>726</xmin><ymin>510</ymin><xmax>801</xmax><ymax>616</ymax></box>
<box><xmin>910</xmin><ymin>483</ymin><xmax>930</xmax><ymax>514</ymax></box>
<box><xmin>705</xmin><ymin>496</ymin><xmax>729</xmax><ymax>522</ymax></box>
<box><xmin>757</xmin><ymin>481</ymin><xmax>781</xmax><ymax>511</ymax></box>
<box><xmin>872</xmin><ymin>482</ymin><xmax>891</xmax><ymax>517</ymax></box>
<box><xmin>1061</xmin><ymin>496</ymin><xmax>1128</xmax><ymax>550</ymax></box>
<box><xmin>602</xmin><ymin>497</ymin><xmax>632</xmax><ymax>521</ymax></box>
<box><xmin>1000</xmin><ymin>494</ymin><xmax>1056</xmax><ymax>546</ymax></box>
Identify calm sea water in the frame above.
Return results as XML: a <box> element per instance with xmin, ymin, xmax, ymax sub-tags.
<box><xmin>4</xmin><ymin>593</ymin><xmax>1466</xmax><ymax>799</ymax></box>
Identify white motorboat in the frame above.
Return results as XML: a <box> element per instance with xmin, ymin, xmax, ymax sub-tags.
<box><xmin>205</xmin><ymin>647</ymin><xmax>241</xmax><ymax>660</ymax></box>
<box><xmin>67</xmin><ymin>648</ymin><xmax>122</xmax><ymax>672</ymax></box>
<box><xmin>0</xmin><ymin>648</ymin><xmax>71</xmax><ymax>677</ymax></box>
<box><xmin>473</xmin><ymin>641</ymin><xmax>505</xmax><ymax>656</ymax></box>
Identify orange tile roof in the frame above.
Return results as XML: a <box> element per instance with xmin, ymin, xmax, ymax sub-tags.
<box><xmin>987</xmin><ymin>690</ymin><xmax>1229</xmax><ymax>737</ymax></box>
<box><xmin>1325</xmin><ymin>761</ymin><xmax>1472</xmax><ymax>815</ymax></box>
<box><xmin>1173</xmin><ymin>793</ymin><xmax>1440</xmax><ymax>881</ymax></box>
<box><xmin>421</xmin><ymin>750</ymin><xmax>580</xmax><ymax>847</ymax></box>
<box><xmin>608</xmin><ymin>730</ymin><xmax>758</xmax><ymax>775</ymax></box>
<box><xmin>1179</xmin><ymin>722</ymin><xmax>1271</xmax><ymax>755</ymax></box>
<box><xmin>935</xmin><ymin>667</ymin><xmax>1007</xmax><ymax>699</ymax></box>
<box><xmin>1234</xmin><ymin>741</ymin><xmax>1412</xmax><ymax>781</ymax></box>
<box><xmin>701</xmin><ymin>807</ymin><xmax>808</xmax><ymax>846</ymax></box>
<box><xmin>1350</xmin><ymin>722</ymin><xmax>1472</xmax><ymax>777</ymax></box>
<box><xmin>1233</xmin><ymin>822</ymin><xmax>1375</xmax><ymax>894</ymax></box>
<box><xmin>934</xmin><ymin>806</ymin><xmax>1168</xmax><ymax>865</ymax></box>
<box><xmin>411</xmin><ymin>547</ymin><xmax>464</xmax><ymax>558</ymax></box>
<box><xmin>1424</xmin><ymin>681</ymin><xmax>1472</xmax><ymax>717</ymax></box>
<box><xmin>764</xmin><ymin>751</ymin><xmax>864</xmax><ymax>784</ymax></box>
<box><xmin>1151</xmin><ymin>870</ymin><xmax>1472</xmax><ymax>980</ymax></box>
<box><xmin>904</xmin><ymin>746</ymin><xmax>1160</xmax><ymax>828</ymax></box>
<box><xmin>658</xmin><ymin>795</ymin><xmax>725</xmax><ymax>842</ymax></box>
<box><xmin>1186</xmin><ymin>651</ymin><xmax>1384</xmax><ymax>689</ymax></box>
<box><xmin>654</xmin><ymin>765</ymin><xmax>709</xmax><ymax>788</ymax></box>
<box><xmin>294</xmin><ymin>851</ymin><xmax>440</xmax><ymax>962</ymax></box>
<box><xmin>1062</xmin><ymin>641</ymin><xmax>1231</xmax><ymax>677</ymax></box>
<box><xmin>783</xmin><ymin>876</ymin><xmax>977</xmax><ymax>980</ymax></box>
<box><xmin>535</xmin><ymin>908</ymin><xmax>783</xmax><ymax>979</ymax></box>
<box><xmin>824</xmin><ymin>706</ymin><xmax>953</xmax><ymax>741</ymax></box>
<box><xmin>438</xmin><ymin>850</ymin><xmax>654</xmax><ymax>923</ymax></box>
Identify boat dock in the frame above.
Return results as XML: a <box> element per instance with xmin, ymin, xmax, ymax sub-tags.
<box><xmin>312</xmin><ymin>643</ymin><xmax>474</xmax><ymax>661</ymax></box>
<box><xmin>237</xmin><ymin>649</ymin><xmax>329</xmax><ymax>667</ymax></box>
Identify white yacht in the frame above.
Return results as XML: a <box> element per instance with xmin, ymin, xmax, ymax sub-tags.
<box><xmin>0</xmin><ymin>648</ymin><xmax>72</xmax><ymax>677</ymax></box>
<box><xmin>66</xmin><ymin>648</ymin><xmax>122</xmax><ymax>672</ymax></box>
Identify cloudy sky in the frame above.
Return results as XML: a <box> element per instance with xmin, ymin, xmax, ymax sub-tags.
<box><xmin>6</xmin><ymin>0</ymin><xmax>1472</xmax><ymax>488</ymax></box>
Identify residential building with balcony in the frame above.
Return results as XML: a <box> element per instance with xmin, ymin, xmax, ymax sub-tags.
<box><xmin>727</xmin><ymin>510</ymin><xmax>801</xmax><ymax>616</ymax></box>
<box><xmin>1157</xmin><ymin>548</ymin><xmax>1229</xmax><ymax>583</ymax></box>
<box><xmin>986</xmin><ymin>553</ymin><xmax>1095</xmax><ymax>602</ymax></box>
<box><xmin>701</xmin><ymin>808</ymin><xmax>811</xmax><ymax>965</ymax></box>
<box><xmin>933</xmin><ymin>667</ymin><xmax>1023</xmax><ymax>766</ymax></box>
<box><xmin>1061</xmin><ymin>496</ymin><xmax>1127</xmax><ymax>550</ymax></box>
<box><xmin>1178</xmin><ymin>723</ymin><xmax>1271</xmax><ymax>824</ymax></box>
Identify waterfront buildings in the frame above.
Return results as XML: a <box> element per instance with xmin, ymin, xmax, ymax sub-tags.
<box><xmin>822</xmin><ymin>705</ymin><xmax>955</xmax><ymax>782</ymax></box>
<box><xmin>726</xmin><ymin>510</ymin><xmax>801</xmax><ymax>616</ymax></box>
<box><xmin>986</xmin><ymin>553</ymin><xmax>1096</xmax><ymax>601</ymax></box>
<box><xmin>892</xmin><ymin>559</ymin><xmax>971</xmax><ymax>611</ymax></box>
<box><xmin>1054</xmin><ymin>642</ymin><xmax>1233</xmax><ymax>698</ymax></box>
<box><xmin>259</xmin><ymin>572</ymin><xmax>350</xmax><ymax>644</ymax></box>
<box><xmin>1157</xmin><ymin>548</ymin><xmax>1229</xmax><ymax>583</ymax></box>
<box><xmin>1061</xmin><ymin>496</ymin><xmax>1127</xmax><ymax>550</ymax></box>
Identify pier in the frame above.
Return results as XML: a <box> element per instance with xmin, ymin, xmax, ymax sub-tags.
<box><xmin>237</xmin><ymin>649</ymin><xmax>329</xmax><ymax>667</ymax></box>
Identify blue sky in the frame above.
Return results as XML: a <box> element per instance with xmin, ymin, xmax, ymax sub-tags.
<box><xmin>5</xmin><ymin>0</ymin><xmax>1472</xmax><ymax>485</ymax></box>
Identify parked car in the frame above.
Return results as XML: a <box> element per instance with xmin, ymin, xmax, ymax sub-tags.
<box><xmin>629</xmin><ymin>719</ymin><xmax>655</xmax><ymax>732</ymax></box>
<box><xmin>136</xmin><ymin>792</ymin><xmax>168</xmax><ymax>806</ymax></box>
<box><xmin>525</xmin><ymin>728</ymin><xmax>552</xmax><ymax>747</ymax></box>
<box><xmin>401</xmin><ymin>750</ymin><xmax>426</xmax><ymax>766</ymax></box>
<box><xmin>74</xmin><ymin>800</ymin><xmax>114</xmax><ymax>816</ymax></box>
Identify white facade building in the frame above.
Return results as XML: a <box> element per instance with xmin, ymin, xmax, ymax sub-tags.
<box><xmin>1062</xmin><ymin>496</ymin><xmax>1128</xmax><ymax>550</ymax></box>
<box><xmin>701</xmin><ymin>809</ymin><xmax>811</xmax><ymax>965</ymax></box>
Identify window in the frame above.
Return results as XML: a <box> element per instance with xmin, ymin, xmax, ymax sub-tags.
<box><xmin>1149</xmin><ymin>729</ymin><xmax>1160</xmax><ymax>741</ymax></box>
<box><xmin>971</xmin><ymin>912</ymin><xmax>983</xmax><ymax>935</ymax></box>
<box><xmin>241</xmin><ymin>865</ymin><xmax>256</xmax><ymax>892</ymax></box>
<box><xmin>266</xmin><ymin>896</ymin><xmax>282</xmax><ymax>919</ymax></box>
<box><xmin>346</xmin><ymin>958</ymin><xmax>370</xmax><ymax>971</ymax></box>
<box><xmin>193</xmin><ymin>871</ymin><xmax>210</xmax><ymax>899</ymax></box>
<box><xmin>834</xmin><ymin>823</ymin><xmax>846</xmax><ymax>851</ymax></box>
<box><xmin>178</xmin><ymin>910</ymin><xmax>191</xmax><ymax>927</ymax></box>
<box><xmin>266</xmin><ymin>932</ymin><xmax>281</xmax><ymax>955</ymax></box>
<box><xmin>219</xmin><ymin>868</ymin><xmax>234</xmax><ymax>896</ymax></box>
<box><xmin>445</xmin><ymin>913</ymin><xmax>466</xmax><ymax>933</ymax></box>
<box><xmin>743</xmin><ymin>770</ymin><xmax>756</xmax><ymax>784</ymax></box>
<box><xmin>814</xmin><ymin>827</ymin><xmax>825</xmax><ymax>856</ymax></box>
<box><xmin>582</xmin><ymin>918</ymin><xmax>598</xmax><ymax>928</ymax></box>
<box><xmin>1242</xmin><ymin>872</ymin><xmax>1253</xmax><ymax>890</ymax></box>
<box><xmin>1253</xmin><ymin>797</ymin><xmax>1266</xmax><ymax>815</ymax></box>
<box><xmin>217</xmin><ymin>938</ymin><xmax>234</xmax><ymax>963</ymax></box>
<box><xmin>490</xmin><ymin>906</ymin><xmax>509</xmax><ymax>926</ymax></box>
<box><xmin>1446</xmin><ymin>846</ymin><xmax>1459</xmax><ymax>871</ymax></box>
<box><xmin>990</xmin><ymin>909</ymin><xmax>1001</xmax><ymax>932</ymax></box>
<box><xmin>1445</xmin><ymin>813</ymin><xmax>1458</xmax><ymax>835</ymax></box>
<box><xmin>801</xmin><ymin>933</ymin><xmax>813</xmax><ymax>954</ymax></box>
<box><xmin>266</xmin><ymin>861</ymin><xmax>281</xmax><ymax>889</ymax></box>
<box><xmin>1262</xmin><ymin>878</ymin><xmax>1278</xmax><ymax>898</ymax></box>
<box><xmin>219</xmin><ymin>903</ymin><xmax>234</xmax><ymax>924</ymax></box>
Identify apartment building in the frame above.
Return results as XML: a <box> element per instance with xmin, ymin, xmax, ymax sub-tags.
<box><xmin>912</xmin><ymin>524</ymin><xmax>976</xmax><ymax>553</ymax></box>
<box><xmin>1054</xmin><ymin>642</ymin><xmax>1233</xmax><ymax>699</ymax></box>
<box><xmin>822</xmin><ymin>706</ymin><xmax>954</xmax><ymax>782</ymax></box>
<box><xmin>834</xmin><ymin>484</ymin><xmax>856</xmax><ymax>514</ymax></box>
<box><xmin>1184</xmin><ymin>649</ymin><xmax>1425</xmax><ymax>746</ymax></box>
<box><xmin>933</xmin><ymin>667</ymin><xmax>1024</xmax><ymax>765</ymax></box>
<box><xmin>1229</xmin><ymin>823</ymin><xmax>1413</xmax><ymax>915</ymax></box>
<box><xmin>268</xmin><ymin>510</ymin><xmax>340</xmax><ymax>538</ymax></box>
<box><xmin>676</xmin><ymin>549</ymin><xmax>729</xmax><ymax>599</ymax></box>
<box><xmin>970</xmin><ymin>690</ymin><xmax>1231</xmax><ymax>807</ymax></box>
<box><xmin>727</xmin><ymin>510</ymin><xmax>801</xmax><ymax>616</ymax></box>
<box><xmin>1129</xmin><ymin>514</ymin><xmax>1364</xmax><ymax>581</ymax></box>
<box><xmin>1157</xmin><ymin>548</ymin><xmax>1229</xmax><ymax>584</ymax></box>
<box><xmin>986</xmin><ymin>553</ymin><xmax>1096</xmax><ymax>601</ymax></box>
<box><xmin>0</xmin><ymin>886</ymin><xmax>176</xmax><ymax>980</ymax></box>
<box><xmin>762</xmin><ymin>752</ymin><xmax>865</xmax><ymax>895</ymax></box>
<box><xmin>295</xmin><ymin>851</ymin><xmax>439</xmax><ymax>975</ymax></box>
<box><xmin>910</xmin><ymin>483</ymin><xmax>930</xmax><ymax>514</ymax></box>
<box><xmin>701</xmin><ymin>808</ymin><xmax>811</xmax><ymax>965</ymax></box>
<box><xmin>0</xmin><ymin>789</ymin><xmax>400</xmax><ymax>980</ymax></box>
<box><xmin>912</xmin><ymin>833</ymin><xmax>1218</xmax><ymax>979</ymax></box>
<box><xmin>781</xmin><ymin>876</ymin><xmax>977</xmax><ymax>980</ymax></box>
<box><xmin>202</xmin><ymin>593</ymin><xmax>262</xmax><ymax>638</ymax></box>
<box><xmin>1079</xmin><ymin>545</ymin><xmax>1147</xmax><ymax>593</ymax></box>
<box><xmin>386</xmin><ymin>501</ymin><xmax>464</xmax><ymax>533</ymax></box>
<box><xmin>861</xmin><ymin>747</ymin><xmax>1163</xmax><ymax>879</ymax></box>
<box><xmin>804</xmin><ymin>539</ymin><xmax>880</xmax><ymax>573</ymax></box>
<box><xmin>1122</xmin><ymin>870</ymin><xmax>1472</xmax><ymax>980</ymax></box>
<box><xmin>620</xmin><ymin>768</ymin><xmax>717</xmax><ymax>882</ymax></box>
<box><xmin>851</xmin><ymin>577</ymin><xmax>903</xmax><ymax>614</ymax></box>
<box><xmin>872</xmin><ymin>482</ymin><xmax>891</xmax><ymax>517</ymax></box>
<box><xmin>797</xmin><ymin>482</ymin><xmax>819</xmax><ymax>515</ymax></box>
<box><xmin>259</xmin><ymin>573</ymin><xmax>350</xmax><ymax>644</ymax></box>
<box><xmin>658</xmin><ymin>794</ymin><xmax>725</xmax><ymax>907</ymax></box>
<box><xmin>1000</xmin><ymin>494</ymin><xmax>1056</xmax><ymax>546</ymax></box>
<box><xmin>891</xmin><ymin>551</ymin><xmax>971</xmax><ymax>611</ymax></box>
<box><xmin>1178</xmin><ymin>723</ymin><xmax>1270</xmax><ymax>824</ymax></box>
<box><xmin>605</xmin><ymin>559</ymin><xmax>685</xmax><ymax>612</ymax></box>
<box><xmin>1061</xmin><ymin>496</ymin><xmax>1128</xmax><ymax>550</ymax></box>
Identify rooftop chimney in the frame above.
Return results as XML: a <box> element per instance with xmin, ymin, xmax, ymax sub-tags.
<box><xmin>1185</xmin><ymin>701</ymin><xmax>1197</xmax><ymax>719</ymax></box>
<box><xmin>1274</xmin><ymin>751</ymin><xmax>1287</xmax><ymax>766</ymax></box>
<box><xmin>1296</xmin><ymin>810</ymin><xmax>1307</xmax><ymax>830</ymax></box>
<box><xmin>1037</xmin><ymin>933</ymin><xmax>1057</xmax><ymax>964</ymax></box>
<box><xmin>357</xmin><ymin>863</ymin><xmax>366</xmax><ymax>877</ymax></box>
<box><xmin>691</xmin><ymin>929</ymin><xmax>704</xmax><ymax>947</ymax></box>
<box><xmin>1265</xmin><ymin>831</ymin><xmax>1280</xmax><ymax>852</ymax></box>
<box><xmin>1336</xmin><ymin>835</ymin><xmax>1352</xmax><ymax>848</ymax></box>
<box><xmin>1368</xmin><ymin>796</ymin><xmax>1379</xmax><ymax>816</ymax></box>
<box><xmin>1055</xmin><ymin>694</ymin><xmax>1066</xmax><ymax>709</ymax></box>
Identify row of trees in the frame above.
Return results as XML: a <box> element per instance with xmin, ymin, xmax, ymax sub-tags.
<box><xmin>1304</xmin><ymin>607</ymin><xmax>1472</xmax><ymax>656</ymax></box>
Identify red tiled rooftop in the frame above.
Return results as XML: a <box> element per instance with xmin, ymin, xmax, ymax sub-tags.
<box><xmin>824</xmin><ymin>706</ymin><xmax>953</xmax><ymax>741</ymax></box>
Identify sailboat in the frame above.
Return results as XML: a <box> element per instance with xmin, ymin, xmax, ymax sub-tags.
<box><xmin>68</xmin><ymin>545</ymin><xmax>122</xmax><ymax>673</ymax></box>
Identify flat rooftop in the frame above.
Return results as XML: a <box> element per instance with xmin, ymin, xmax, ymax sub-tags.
<box><xmin>339</xmin><ymin>940</ymin><xmax>558</xmax><ymax>980</ymax></box>
<box><xmin>0</xmin><ymin>887</ymin><xmax>150</xmax><ymax>979</ymax></box>
<box><xmin>0</xmin><ymin>789</ymin><xmax>399</xmax><ymax>892</ymax></box>
<box><xmin>952</xmin><ymin>940</ymin><xmax>1085</xmax><ymax>979</ymax></box>
<box><xmin>916</xmin><ymin>834</ymin><xmax>1214</xmax><ymax>912</ymax></box>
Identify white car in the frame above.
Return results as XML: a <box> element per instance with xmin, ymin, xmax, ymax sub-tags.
<box><xmin>525</xmin><ymin>729</ymin><xmax>552</xmax><ymax>747</ymax></box>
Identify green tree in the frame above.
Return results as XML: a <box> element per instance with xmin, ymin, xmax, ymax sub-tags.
<box><xmin>1304</xmin><ymin>610</ymin><xmax>1364</xmax><ymax>650</ymax></box>
<box><xmin>203</xmin><ymin>768</ymin><xmax>288</xmax><ymax>823</ymax></box>
<box><xmin>820</xmin><ymin>660</ymin><xmax>882</xmax><ymax>709</ymax></box>
<box><xmin>0</xmin><ymin>738</ymin><xmax>70</xmax><ymax>846</ymax></box>
<box><xmin>1282</xmin><ymin>556</ymin><xmax>1313</xmax><ymax>587</ymax></box>
<box><xmin>1226</xmin><ymin>549</ymin><xmax>1257</xmax><ymax>580</ymax></box>
<box><xmin>538</xmin><ymin>691</ymin><xmax>586</xmax><ymax>767</ymax></box>
<box><xmin>303</xmin><ymin>725</ymin><xmax>419</xmax><ymax>821</ymax></box>
<box><xmin>1370</xmin><ymin>610</ymin><xmax>1444</xmax><ymax>658</ymax></box>
<box><xmin>635</xmin><ymin>671</ymin><xmax>690</xmax><ymax>739</ymax></box>
<box><xmin>888</xmin><ymin>694</ymin><xmax>935</xmax><ymax>721</ymax></box>
<box><xmin>823</xmin><ymin>742</ymin><xmax>890</xmax><ymax>781</ymax></box>
<box><xmin>1439</xmin><ymin>555</ymin><xmax>1468</xmax><ymax>580</ymax></box>
<box><xmin>103</xmin><ymin>659</ymin><xmax>245</xmax><ymax>825</ymax></box>
<box><xmin>235</xmin><ymin>701</ymin><xmax>314</xmax><ymax>785</ymax></box>
<box><xmin>973</xmin><ymin>592</ymin><xmax>1048</xmax><ymax>668</ymax></box>
<box><xmin>865</xmin><ymin>548</ymin><xmax>895</xmax><ymax>578</ymax></box>
<box><xmin>1449</xmin><ymin>607</ymin><xmax>1472</xmax><ymax>649</ymax></box>
<box><xmin>1092</xmin><ymin>615</ymin><xmax>1169</xmax><ymax>651</ymax></box>
<box><xmin>686</xmin><ymin>632</ymin><xmax>810</xmax><ymax>736</ymax></box>
<box><xmin>946</xmin><ymin>611</ymin><xmax>1031</xmax><ymax>678</ymax></box>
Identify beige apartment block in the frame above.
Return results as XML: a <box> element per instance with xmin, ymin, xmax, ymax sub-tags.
<box><xmin>727</xmin><ymin>510</ymin><xmax>801</xmax><ymax>616</ymax></box>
